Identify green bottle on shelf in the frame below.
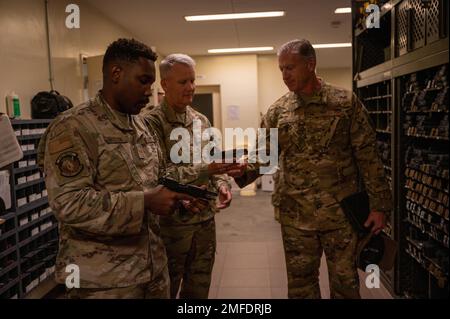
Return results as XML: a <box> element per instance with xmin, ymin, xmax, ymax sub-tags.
<box><xmin>6</xmin><ymin>91</ymin><xmax>21</xmax><ymax>118</ymax></box>
<box><xmin>12</xmin><ymin>92</ymin><xmax>21</xmax><ymax>118</ymax></box>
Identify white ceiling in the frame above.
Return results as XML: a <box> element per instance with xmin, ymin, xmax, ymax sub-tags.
<box><xmin>86</xmin><ymin>0</ymin><xmax>352</xmax><ymax>68</ymax></box>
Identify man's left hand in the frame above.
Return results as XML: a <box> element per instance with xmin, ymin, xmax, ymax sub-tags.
<box><xmin>181</xmin><ymin>198</ymin><xmax>209</xmax><ymax>214</ymax></box>
<box><xmin>216</xmin><ymin>185</ymin><xmax>232</xmax><ymax>209</ymax></box>
<box><xmin>364</xmin><ymin>211</ymin><xmax>386</xmax><ymax>235</ymax></box>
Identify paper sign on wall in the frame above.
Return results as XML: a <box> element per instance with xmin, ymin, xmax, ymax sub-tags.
<box><xmin>227</xmin><ymin>105</ymin><xmax>240</xmax><ymax>121</ymax></box>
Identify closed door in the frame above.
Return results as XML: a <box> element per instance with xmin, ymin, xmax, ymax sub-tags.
<box><xmin>192</xmin><ymin>93</ymin><xmax>214</xmax><ymax>125</ymax></box>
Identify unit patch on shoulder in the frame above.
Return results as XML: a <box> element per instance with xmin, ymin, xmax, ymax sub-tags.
<box><xmin>56</xmin><ymin>152</ymin><xmax>83</xmax><ymax>177</ymax></box>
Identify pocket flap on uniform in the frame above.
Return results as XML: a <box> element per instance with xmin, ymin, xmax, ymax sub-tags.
<box><xmin>319</xmin><ymin>117</ymin><xmax>341</xmax><ymax>148</ymax></box>
<box><xmin>341</xmin><ymin>165</ymin><xmax>357</xmax><ymax>177</ymax></box>
<box><xmin>139</xmin><ymin>134</ymin><xmax>155</xmax><ymax>145</ymax></box>
<box><xmin>104</xmin><ymin>135</ymin><xmax>128</xmax><ymax>144</ymax></box>
<box><xmin>278</xmin><ymin>118</ymin><xmax>298</xmax><ymax>126</ymax></box>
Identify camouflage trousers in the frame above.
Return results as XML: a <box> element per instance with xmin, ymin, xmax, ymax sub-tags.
<box><xmin>66</xmin><ymin>266</ymin><xmax>170</xmax><ymax>299</ymax></box>
<box><xmin>274</xmin><ymin>206</ymin><xmax>280</xmax><ymax>222</ymax></box>
<box><xmin>280</xmin><ymin>221</ymin><xmax>360</xmax><ymax>299</ymax></box>
<box><xmin>161</xmin><ymin>218</ymin><xmax>216</xmax><ymax>299</ymax></box>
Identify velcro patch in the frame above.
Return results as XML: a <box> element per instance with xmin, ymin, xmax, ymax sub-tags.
<box><xmin>49</xmin><ymin>135</ymin><xmax>74</xmax><ymax>155</ymax></box>
<box><xmin>104</xmin><ymin>136</ymin><xmax>128</xmax><ymax>144</ymax></box>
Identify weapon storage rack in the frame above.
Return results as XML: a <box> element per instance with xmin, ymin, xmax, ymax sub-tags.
<box><xmin>0</xmin><ymin>119</ymin><xmax>58</xmax><ymax>299</ymax></box>
<box><xmin>352</xmin><ymin>0</ymin><xmax>449</xmax><ymax>298</ymax></box>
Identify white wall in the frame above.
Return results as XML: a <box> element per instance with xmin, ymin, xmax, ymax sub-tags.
<box><xmin>257</xmin><ymin>55</ymin><xmax>288</xmax><ymax>115</ymax></box>
<box><xmin>193</xmin><ymin>54</ymin><xmax>259</xmax><ymax>147</ymax></box>
<box><xmin>317</xmin><ymin>67</ymin><xmax>352</xmax><ymax>91</ymax></box>
<box><xmin>0</xmin><ymin>0</ymin><xmax>135</xmax><ymax>118</ymax></box>
<box><xmin>0</xmin><ymin>0</ymin><xmax>49</xmax><ymax>118</ymax></box>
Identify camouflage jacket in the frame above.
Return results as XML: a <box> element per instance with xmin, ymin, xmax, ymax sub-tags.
<box><xmin>142</xmin><ymin>99</ymin><xmax>231</xmax><ymax>226</ymax></box>
<box><xmin>38</xmin><ymin>93</ymin><xmax>167</xmax><ymax>288</ymax></box>
<box><xmin>236</xmin><ymin>82</ymin><xmax>392</xmax><ymax>230</ymax></box>
<box><xmin>271</xmin><ymin>169</ymin><xmax>282</xmax><ymax>207</ymax></box>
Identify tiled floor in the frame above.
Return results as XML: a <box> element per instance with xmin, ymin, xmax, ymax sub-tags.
<box><xmin>209</xmin><ymin>189</ymin><xmax>393</xmax><ymax>299</ymax></box>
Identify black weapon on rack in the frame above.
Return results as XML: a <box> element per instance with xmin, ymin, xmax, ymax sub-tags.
<box><xmin>158</xmin><ymin>177</ymin><xmax>217</xmax><ymax>201</ymax></box>
<box><xmin>433</xmin><ymin>87</ymin><xmax>448</xmax><ymax>110</ymax></box>
<box><xmin>432</xmin><ymin>65</ymin><xmax>448</xmax><ymax>89</ymax></box>
<box><xmin>377</xmin><ymin>141</ymin><xmax>391</xmax><ymax>162</ymax></box>
<box><xmin>406</xmin><ymin>73</ymin><xmax>421</xmax><ymax>93</ymax></box>
<box><xmin>415</xmin><ymin>90</ymin><xmax>429</xmax><ymax>110</ymax></box>
<box><xmin>403</xmin><ymin>73</ymin><xmax>422</xmax><ymax>112</ymax></box>
<box><xmin>438</xmin><ymin>115</ymin><xmax>449</xmax><ymax>138</ymax></box>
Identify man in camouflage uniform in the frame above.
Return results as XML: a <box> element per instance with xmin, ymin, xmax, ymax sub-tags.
<box><xmin>142</xmin><ymin>54</ymin><xmax>241</xmax><ymax>299</ymax></box>
<box><xmin>234</xmin><ymin>39</ymin><xmax>392</xmax><ymax>298</ymax></box>
<box><xmin>38</xmin><ymin>39</ymin><xmax>202</xmax><ymax>299</ymax></box>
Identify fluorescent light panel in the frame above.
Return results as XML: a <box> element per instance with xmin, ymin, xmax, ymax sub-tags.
<box><xmin>208</xmin><ymin>43</ymin><xmax>350</xmax><ymax>53</ymax></box>
<box><xmin>334</xmin><ymin>7</ymin><xmax>351</xmax><ymax>14</ymax></box>
<box><xmin>185</xmin><ymin>11</ymin><xmax>285</xmax><ymax>21</ymax></box>
<box><xmin>208</xmin><ymin>47</ymin><xmax>274</xmax><ymax>54</ymax></box>
<box><xmin>313</xmin><ymin>43</ymin><xmax>352</xmax><ymax>48</ymax></box>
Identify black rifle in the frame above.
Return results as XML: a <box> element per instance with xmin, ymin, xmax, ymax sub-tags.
<box><xmin>158</xmin><ymin>177</ymin><xmax>218</xmax><ymax>201</ymax></box>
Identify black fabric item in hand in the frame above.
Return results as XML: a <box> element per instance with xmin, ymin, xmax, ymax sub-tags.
<box><xmin>356</xmin><ymin>232</ymin><xmax>397</xmax><ymax>271</ymax></box>
<box><xmin>0</xmin><ymin>197</ymin><xmax>5</xmax><ymax>214</ymax></box>
<box><xmin>340</xmin><ymin>191</ymin><xmax>370</xmax><ymax>234</ymax></box>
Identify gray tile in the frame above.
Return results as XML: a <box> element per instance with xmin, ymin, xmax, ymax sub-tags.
<box><xmin>269</xmin><ymin>268</ymin><xmax>287</xmax><ymax>288</ymax></box>
<box><xmin>210</xmin><ymin>266</ymin><xmax>223</xmax><ymax>288</ymax></box>
<box><xmin>360</xmin><ymin>285</ymin><xmax>374</xmax><ymax>299</ymax></box>
<box><xmin>224</xmin><ymin>253</ymin><xmax>269</xmax><ymax>269</ymax></box>
<box><xmin>216</xmin><ymin>242</ymin><xmax>229</xmax><ymax>255</ymax></box>
<box><xmin>220</xmin><ymin>268</ymin><xmax>270</xmax><ymax>288</ymax></box>
<box><xmin>208</xmin><ymin>287</ymin><xmax>218</xmax><ymax>299</ymax></box>
<box><xmin>226</xmin><ymin>242</ymin><xmax>268</xmax><ymax>255</ymax></box>
<box><xmin>358</xmin><ymin>270</ymin><xmax>393</xmax><ymax>299</ymax></box>
<box><xmin>214</xmin><ymin>254</ymin><xmax>225</xmax><ymax>265</ymax></box>
<box><xmin>320</xmin><ymin>285</ymin><xmax>331</xmax><ymax>299</ymax></box>
<box><xmin>271</xmin><ymin>287</ymin><xmax>288</xmax><ymax>299</ymax></box>
<box><xmin>318</xmin><ymin>253</ymin><xmax>330</xmax><ymax>289</ymax></box>
<box><xmin>211</xmin><ymin>250</ymin><xmax>226</xmax><ymax>283</ymax></box>
<box><xmin>217</xmin><ymin>287</ymin><xmax>271</xmax><ymax>299</ymax></box>
<box><xmin>268</xmin><ymin>251</ymin><xmax>286</xmax><ymax>269</ymax></box>
<box><xmin>266</xmin><ymin>241</ymin><xmax>285</xmax><ymax>255</ymax></box>
<box><xmin>317</xmin><ymin>265</ymin><xmax>393</xmax><ymax>299</ymax></box>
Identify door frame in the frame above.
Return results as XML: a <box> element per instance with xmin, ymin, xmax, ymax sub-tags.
<box><xmin>194</xmin><ymin>85</ymin><xmax>222</xmax><ymax>133</ymax></box>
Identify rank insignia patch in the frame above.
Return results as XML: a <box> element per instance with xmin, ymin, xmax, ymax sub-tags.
<box><xmin>56</xmin><ymin>152</ymin><xmax>83</xmax><ymax>177</ymax></box>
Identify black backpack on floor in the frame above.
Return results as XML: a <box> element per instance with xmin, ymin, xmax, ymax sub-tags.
<box><xmin>31</xmin><ymin>90</ymin><xmax>74</xmax><ymax>119</ymax></box>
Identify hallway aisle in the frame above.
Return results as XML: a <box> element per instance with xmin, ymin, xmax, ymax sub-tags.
<box><xmin>209</xmin><ymin>190</ymin><xmax>393</xmax><ymax>299</ymax></box>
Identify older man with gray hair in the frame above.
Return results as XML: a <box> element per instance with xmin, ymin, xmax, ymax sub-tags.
<box><xmin>233</xmin><ymin>39</ymin><xmax>392</xmax><ymax>298</ymax></box>
<box><xmin>142</xmin><ymin>53</ymin><xmax>243</xmax><ymax>298</ymax></box>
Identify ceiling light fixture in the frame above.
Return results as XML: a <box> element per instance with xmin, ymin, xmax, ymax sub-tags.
<box><xmin>208</xmin><ymin>47</ymin><xmax>274</xmax><ymax>54</ymax></box>
<box><xmin>313</xmin><ymin>43</ymin><xmax>352</xmax><ymax>48</ymax></box>
<box><xmin>334</xmin><ymin>7</ymin><xmax>352</xmax><ymax>14</ymax></box>
<box><xmin>185</xmin><ymin>11</ymin><xmax>285</xmax><ymax>21</ymax></box>
<box><xmin>382</xmin><ymin>3</ymin><xmax>393</xmax><ymax>10</ymax></box>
